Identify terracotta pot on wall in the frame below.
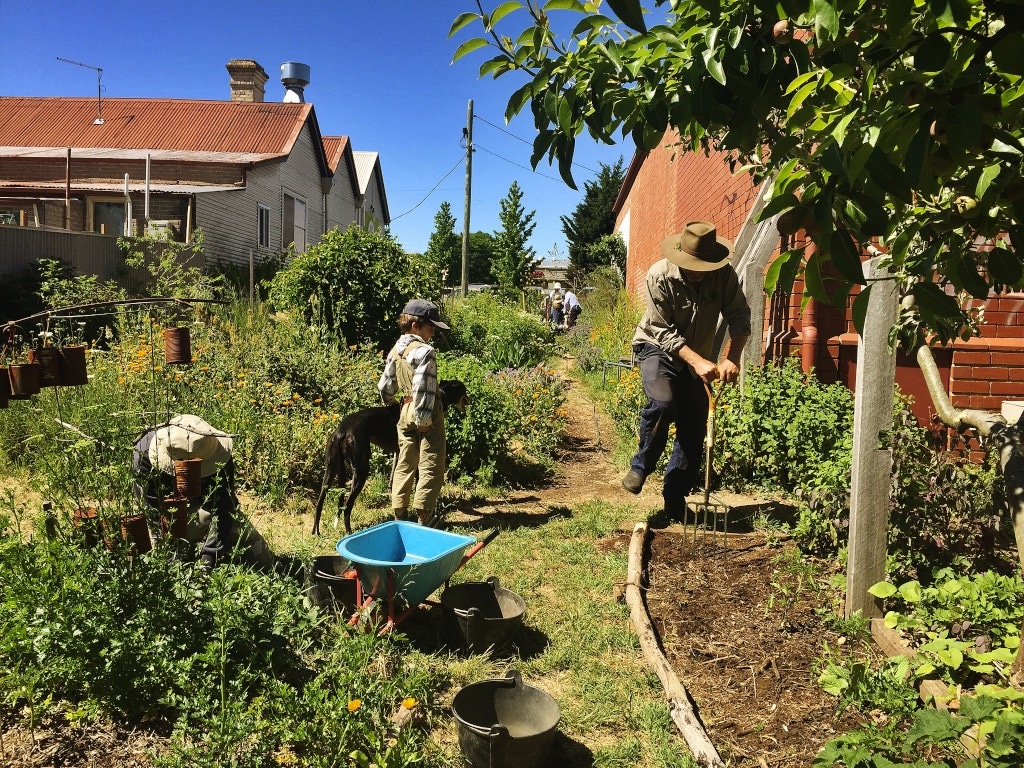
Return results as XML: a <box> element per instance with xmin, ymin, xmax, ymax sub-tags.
<box><xmin>29</xmin><ymin>348</ymin><xmax>62</xmax><ymax>387</ymax></box>
<box><xmin>58</xmin><ymin>345</ymin><xmax>89</xmax><ymax>386</ymax></box>
<box><xmin>72</xmin><ymin>507</ymin><xmax>101</xmax><ymax>548</ymax></box>
<box><xmin>8</xmin><ymin>362</ymin><xmax>42</xmax><ymax>399</ymax></box>
<box><xmin>164</xmin><ymin>327</ymin><xmax>192</xmax><ymax>365</ymax></box>
<box><xmin>161</xmin><ymin>497</ymin><xmax>190</xmax><ymax>538</ymax></box>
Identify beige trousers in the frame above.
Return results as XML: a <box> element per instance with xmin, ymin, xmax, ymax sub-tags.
<box><xmin>391</xmin><ymin>406</ymin><xmax>446</xmax><ymax>517</ymax></box>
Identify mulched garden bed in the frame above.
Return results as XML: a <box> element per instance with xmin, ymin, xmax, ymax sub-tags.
<box><xmin>645</xmin><ymin>530</ymin><xmax>870</xmax><ymax>766</ymax></box>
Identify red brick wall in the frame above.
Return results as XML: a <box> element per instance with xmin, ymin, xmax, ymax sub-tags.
<box><xmin>617</xmin><ymin>134</ymin><xmax>759</xmax><ymax>293</ymax></box>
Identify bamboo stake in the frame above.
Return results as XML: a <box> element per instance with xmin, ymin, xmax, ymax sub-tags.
<box><xmin>625</xmin><ymin>522</ymin><xmax>724</xmax><ymax>767</ymax></box>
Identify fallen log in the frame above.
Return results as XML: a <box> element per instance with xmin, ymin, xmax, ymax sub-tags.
<box><xmin>625</xmin><ymin>522</ymin><xmax>724</xmax><ymax>767</ymax></box>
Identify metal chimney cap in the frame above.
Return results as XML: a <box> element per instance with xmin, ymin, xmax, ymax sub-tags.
<box><xmin>280</xmin><ymin>62</ymin><xmax>310</xmax><ymax>86</ymax></box>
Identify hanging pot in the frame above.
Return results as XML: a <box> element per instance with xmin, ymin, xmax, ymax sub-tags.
<box><xmin>29</xmin><ymin>348</ymin><xmax>62</xmax><ymax>387</ymax></box>
<box><xmin>0</xmin><ymin>367</ymin><xmax>7</xmax><ymax>409</ymax></box>
<box><xmin>72</xmin><ymin>507</ymin><xmax>101</xmax><ymax>548</ymax></box>
<box><xmin>8</xmin><ymin>362</ymin><xmax>41</xmax><ymax>399</ymax></box>
<box><xmin>161</xmin><ymin>496</ymin><xmax>190</xmax><ymax>538</ymax></box>
<box><xmin>174</xmin><ymin>458</ymin><xmax>203</xmax><ymax>499</ymax></box>
<box><xmin>120</xmin><ymin>514</ymin><xmax>153</xmax><ymax>556</ymax></box>
<box><xmin>164</xmin><ymin>326</ymin><xmax>192</xmax><ymax>365</ymax></box>
<box><xmin>58</xmin><ymin>345</ymin><xmax>89</xmax><ymax>386</ymax></box>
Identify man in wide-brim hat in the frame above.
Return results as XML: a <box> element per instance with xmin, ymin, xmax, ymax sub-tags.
<box><xmin>621</xmin><ymin>220</ymin><xmax>751</xmax><ymax>520</ymax></box>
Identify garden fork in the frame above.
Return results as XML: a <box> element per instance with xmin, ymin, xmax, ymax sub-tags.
<box><xmin>692</xmin><ymin>379</ymin><xmax>731</xmax><ymax>552</ymax></box>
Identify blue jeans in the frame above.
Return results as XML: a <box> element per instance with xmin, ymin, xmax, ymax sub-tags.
<box><xmin>629</xmin><ymin>343</ymin><xmax>709</xmax><ymax>513</ymax></box>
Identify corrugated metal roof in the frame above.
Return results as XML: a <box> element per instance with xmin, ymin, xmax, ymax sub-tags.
<box><xmin>321</xmin><ymin>136</ymin><xmax>350</xmax><ymax>173</ymax></box>
<box><xmin>352</xmin><ymin>151</ymin><xmax>379</xmax><ymax>196</ymax></box>
<box><xmin>0</xmin><ymin>97</ymin><xmax>311</xmax><ymax>159</ymax></box>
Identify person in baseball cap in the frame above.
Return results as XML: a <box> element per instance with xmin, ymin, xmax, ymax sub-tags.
<box><xmin>401</xmin><ymin>299</ymin><xmax>450</xmax><ymax>330</ymax></box>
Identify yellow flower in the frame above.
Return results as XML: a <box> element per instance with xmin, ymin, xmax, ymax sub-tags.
<box><xmin>314</xmin><ymin>397</ymin><xmax>323</xmax><ymax>404</ymax></box>
<box><xmin>292</xmin><ymin>393</ymin><xmax>301</xmax><ymax>400</ymax></box>
<box><xmin>401</xmin><ymin>697</ymin><xmax>418</xmax><ymax>710</ymax></box>
<box><xmin>347</xmin><ymin>699</ymin><xmax>362</xmax><ymax>713</ymax></box>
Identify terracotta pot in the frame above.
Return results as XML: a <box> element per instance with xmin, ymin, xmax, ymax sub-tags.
<box><xmin>164</xmin><ymin>326</ymin><xmax>192</xmax><ymax>365</ymax></box>
<box><xmin>72</xmin><ymin>507</ymin><xmax>101</xmax><ymax>548</ymax></box>
<box><xmin>120</xmin><ymin>514</ymin><xmax>153</xmax><ymax>556</ymax></box>
<box><xmin>161</xmin><ymin>496</ymin><xmax>190</xmax><ymax>538</ymax></box>
<box><xmin>29</xmin><ymin>348</ymin><xmax>62</xmax><ymax>387</ymax></box>
<box><xmin>58</xmin><ymin>345</ymin><xmax>89</xmax><ymax>386</ymax></box>
<box><xmin>174</xmin><ymin>458</ymin><xmax>203</xmax><ymax>499</ymax></box>
<box><xmin>0</xmin><ymin>367</ymin><xmax>7</xmax><ymax>409</ymax></box>
<box><xmin>8</xmin><ymin>362</ymin><xmax>41</xmax><ymax>399</ymax></box>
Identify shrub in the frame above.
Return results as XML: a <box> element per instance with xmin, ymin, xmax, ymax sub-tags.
<box><xmin>444</xmin><ymin>292</ymin><xmax>554</xmax><ymax>370</ymax></box>
<box><xmin>267</xmin><ymin>226</ymin><xmax>414</xmax><ymax>351</ymax></box>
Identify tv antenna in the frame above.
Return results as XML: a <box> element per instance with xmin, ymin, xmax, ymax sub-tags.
<box><xmin>57</xmin><ymin>56</ymin><xmax>105</xmax><ymax>124</ymax></box>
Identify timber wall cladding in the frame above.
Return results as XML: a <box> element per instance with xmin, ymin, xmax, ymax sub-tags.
<box><xmin>622</xmin><ymin>138</ymin><xmax>759</xmax><ymax>293</ymax></box>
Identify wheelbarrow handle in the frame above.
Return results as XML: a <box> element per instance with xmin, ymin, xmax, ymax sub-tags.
<box><xmin>459</xmin><ymin>528</ymin><xmax>501</xmax><ymax>566</ymax></box>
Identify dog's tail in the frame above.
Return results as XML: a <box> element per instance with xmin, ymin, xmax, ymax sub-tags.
<box><xmin>313</xmin><ymin>429</ymin><xmax>349</xmax><ymax>534</ymax></box>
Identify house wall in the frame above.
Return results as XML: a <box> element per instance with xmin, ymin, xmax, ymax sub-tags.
<box><xmin>195</xmin><ymin>122</ymin><xmax>327</xmax><ymax>266</ymax></box>
<box><xmin>361</xmin><ymin>169</ymin><xmax>388</xmax><ymax>232</ymax></box>
<box><xmin>325</xmin><ymin>161</ymin><xmax>358</xmax><ymax>234</ymax></box>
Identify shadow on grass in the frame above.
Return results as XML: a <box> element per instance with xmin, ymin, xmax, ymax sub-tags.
<box><xmin>399</xmin><ymin>607</ymin><xmax>550</xmax><ymax>661</ymax></box>
<box><xmin>546</xmin><ymin>732</ymin><xmax>595</xmax><ymax>767</ymax></box>
<box><xmin>444</xmin><ymin>499</ymin><xmax>573</xmax><ymax>532</ymax></box>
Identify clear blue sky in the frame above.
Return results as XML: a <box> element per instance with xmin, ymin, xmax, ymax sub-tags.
<box><xmin>0</xmin><ymin>1</ymin><xmax>630</xmax><ymax>263</ymax></box>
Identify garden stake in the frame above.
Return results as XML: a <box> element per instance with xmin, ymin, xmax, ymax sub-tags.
<box><xmin>692</xmin><ymin>379</ymin><xmax>731</xmax><ymax>553</ymax></box>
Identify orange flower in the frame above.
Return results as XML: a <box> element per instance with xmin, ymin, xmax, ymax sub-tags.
<box><xmin>401</xmin><ymin>697</ymin><xmax>418</xmax><ymax>710</ymax></box>
<box><xmin>347</xmin><ymin>699</ymin><xmax>362</xmax><ymax>713</ymax></box>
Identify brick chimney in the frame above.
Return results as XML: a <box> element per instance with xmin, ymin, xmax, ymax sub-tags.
<box><xmin>226</xmin><ymin>59</ymin><xmax>268</xmax><ymax>103</ymax></box>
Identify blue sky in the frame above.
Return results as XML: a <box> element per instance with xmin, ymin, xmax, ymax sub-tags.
<box><xmin>0</xmin><ymin>1</ymin><xmax>631</xmax><ymax>264</ymax></box>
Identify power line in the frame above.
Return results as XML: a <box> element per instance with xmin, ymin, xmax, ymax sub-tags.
<box><xmin>474</xmin><ymin>114</ymin><xmax>601</xmax><ymax>175</ymax></box>
<box><xmin>474</xmin><ymin>142</ymin><xmax>563</xmax><ymax>183</ymax></box>
<box><xmin>390</xmin><ymin>154</ymin><xmax>465</xmax><ymax>222</ymax></box>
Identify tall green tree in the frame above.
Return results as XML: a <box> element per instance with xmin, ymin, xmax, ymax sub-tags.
<box><xmin>467</xmin><ymin>230</ymin><xmax>497</xmax><ymax>283</ymax></box>
<box><xmin>561</xmin><ymin>157</ymin><xmax>626</xmax><ymax>281</ymax></box>
<box><xmin>423</xmin><ymin>201</ymin><xmax>461</xmax><ymax>293</ymax></box>
<box><xmin>452</xmin><ymin>0</ymin><xmax>1024</xmax><ymax>342</ymax></box>
<box><xmin>492</xmin><ymin>181</ymin><xmax>538</xmax><ymax>292</ymax></box>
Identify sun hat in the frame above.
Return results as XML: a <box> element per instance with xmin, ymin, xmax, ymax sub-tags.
<box><xmin>553</xmin><ymin>282</ymin><xmax>562</xmax><ymax>289</ymax></box>
<box><xmin>402</xmin><ymin>299</ymin><xmax>450</xmax><ymax>330</ymax></box>
<box><xmin>661</xmin><ymin>220</ymin><xmax>733</xmax><ymax>271</ymax></box>
<box><xmin>149</xmin><ymin>414</ymin><xmax>233</xmax><ymax>477</ymax></box>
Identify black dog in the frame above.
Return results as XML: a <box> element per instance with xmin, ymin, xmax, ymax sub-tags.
<box><xmin>312</xmin><ymin>380</ymin><xmax>470</xmax><ymax>535</ymax></box>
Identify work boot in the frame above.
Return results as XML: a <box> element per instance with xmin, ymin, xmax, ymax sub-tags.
<box><xmin>413</xmin><ymin>508</ymin><xmax>433</xmax><ymax>526</ymax></box>
<box><xmin>393</xmin><ymin>508</ymin><xmax>408</xmax><ymax>521</ymax></box>
<box><xmin>621</xmin><ymin>470</ymin><xmax>645</xmax><ymax>494</ymax></box>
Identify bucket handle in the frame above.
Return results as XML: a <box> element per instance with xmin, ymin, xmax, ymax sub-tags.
<box><xmin>451</xmin><ymin>575</ymin><xmax>504</xmax><ymax>619</ymax></box>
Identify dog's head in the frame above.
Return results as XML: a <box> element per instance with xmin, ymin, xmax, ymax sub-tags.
<box><xmin>438</xmin><ymin>379</ymin><xmax>470</xmax><ymax>413</ymax></box>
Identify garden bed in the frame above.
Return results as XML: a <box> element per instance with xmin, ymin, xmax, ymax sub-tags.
<box><xmin>645</xmin><ymin>530</ymin><xmax>869</xmax><ymax>766</ymax></box>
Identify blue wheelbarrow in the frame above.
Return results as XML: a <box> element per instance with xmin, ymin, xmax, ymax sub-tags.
<box><xmin>337</xmin><ymin>521</ymin><xmax>499</xmax><ymax>631</ymax></box>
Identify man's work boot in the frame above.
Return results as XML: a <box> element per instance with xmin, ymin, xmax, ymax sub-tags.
<box><xmin>413</xmin><ymin>508</ymin><xmax>433</xmax><ymax>526</ymax></box>
<box><xmin>622</xmin><ymin>471</ymin><xmax>645</xmax><ymax>495</ymax></box>
<box><xmin>393</xmin><ymin>508</ymin><xmax>408</xmax><ymax>521</ymax></box>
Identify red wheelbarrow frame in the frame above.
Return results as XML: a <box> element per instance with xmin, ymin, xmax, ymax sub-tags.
<box><xmin>345</xmin><ymin>528</ymin><xmax>500</xmax><ymax>633</ymax></box>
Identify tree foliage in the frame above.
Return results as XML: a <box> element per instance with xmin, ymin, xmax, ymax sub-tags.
<box><xmin>492</xmin><ymin>181</ymin><xmax>539</xmax><ymax>291</ymax></box>
<box><xmin>452</xmin><ymin>0</ymin><xmax>1024</xmax><ymax>343</ymax></box>
<box><xmin>561</xmin><ymin>157</ymin><xmax>626</xmax><ymax>280</ymax></box>
<box><xmin>467</xmin><ymin>230</ymin><xmax>498</xmax><ymax>284</ymax></box>
<box><xmin>424</xmin><ymin>201</ymin><xmax>462</xmax><ymax>291</ymax></box>
<box><xmin>267</xmin><ymin>225</ymin><xmax>413</xmax><ymax>350</ymax></box>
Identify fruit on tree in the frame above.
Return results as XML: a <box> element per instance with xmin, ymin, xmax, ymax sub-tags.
<box><xmin>773</xmin><ymin>19</ymin><xmax>793</xmax><ymax>44</ymax></box>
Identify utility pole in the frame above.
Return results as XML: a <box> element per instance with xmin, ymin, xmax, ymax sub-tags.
<box><xmin>460</xmin><ymin>100</ymin><xmax>473</xmax><ymax>298</ymax></box>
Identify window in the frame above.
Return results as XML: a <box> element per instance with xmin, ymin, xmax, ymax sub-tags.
<box><xmin>91</xmin><ymin>200</ymin><xmax>126</xmax><ymax>235</ymax></box>
<box><xmin>258</xmin><ymin>205</ymin><xmax>270</xmax><ymax>248</ymax></box>
<box><xmin>283</xmin><ymin>193</ymin><xmax>307</xmax><ymax>251</ymax></box>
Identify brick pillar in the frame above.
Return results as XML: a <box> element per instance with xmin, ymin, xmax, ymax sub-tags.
<box><xmin>226</xmin><ymin>60</ymin><xmax>268</xmax><ymax>103</ymax></box>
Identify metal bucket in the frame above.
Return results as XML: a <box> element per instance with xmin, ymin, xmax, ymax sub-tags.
<box><xmin>440</xmin><ymin>576</ymin><xmax>525</xmax><ymax>655</ymax></box>
<box><xmin>309</xmin><ymin>555</ymin><xmax>357</xmax><ymax>610</ymax></box>
<box><xmin>452</xmin><ymin>670</ymin><xmax>560</xmax><ymax>768</ymax></box>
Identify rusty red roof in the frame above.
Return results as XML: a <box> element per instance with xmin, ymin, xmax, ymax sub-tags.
<box><xmin>0</xmin><ymin>97</ymin><xmax>312</xmax><ymax>158</ymax></box>
<box><xmin>321</xmin><ymin>136</ymin><xmax>349</xmax><ymax>173</ymax></box>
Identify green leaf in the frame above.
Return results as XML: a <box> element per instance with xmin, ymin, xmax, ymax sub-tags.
<box><xmin>704</xmin><ymin>51</ymin><xmax>727</xmax><ymax>86</ymax></box>
<box><xmin>886</xmin><ymin>0</ymin><xmax>912</xmax><ymax>35</ymax></box>
<box><xmin>818</xmin><ymin>667</ymin><xmax>850</xmax><ymax>696</ymax></box>
<box><xmin>543</xmin><ymin>0</ymin><xmax>586</xmax><ymax>11</ymax></box>
<box><xmin>764</xmin><ymin>248</ymin><xmax>798</xmax><ymax>295</ymax></box>
<box><xmin>951</xmin><ymin>253</ymin><xmax>990</xmax><ymax>299</ymax></box>
<box><xmin>852</xmin><ymin>285</ymin><xmax>871</xmax><ymax>335</ymax></box>
<box><xmin>804</xmin><ymin>252</ymin><xmax>829</xmax><ymax>303</ymax></box>
<box><xmin>571</xmin><ymin>14</ymin><xmax>616</xmax><ymax>36</ymax></box>
<box><xmin>604</xmin><ymin>0</ymin><xmax>647</xmax><ymax>33</ymax></box>
<box><xmin>976</xmin><ymin>164</ymin><xmax>1001</xmax><ymax>200</ymax></box>
<box><xmin>868</xmin><ymin>581</ymin><xmax>897</xmax><ymax>598</ymax></box>
<box><xmin>936</xmin><ymin>647</ymin><xmax>964</xmax><ymax>669</ymax></box>
<box><xmin>903</xmin><ymin>708</ymin><xmax>970</xmax><ymax>748</ymax></box>
<box><xmin>490</xmin><ymin>1</ymin><xmax>525</xmax><ymax>26</ymax></box>
<box><xmin>449</xmin><ymin>12</ymin><xmax>480</xmax><ymax>38</ymax></box>
<box><xmin>813</xmin><ymin>0</ymin><xmax>840</xmax><ymax>41</ymax></box>
<box><xmin>829</xmin><ymin>229</ymin><xmax>867</xmax><ymax>285</ymax></box>
<box><xmin>452</xmin><ymin>37</ymin><xmax>490</xmax><ymax>63</ymax></box>
<box><xmin>987</xmin><ymin>247</ymin><xmax>1023</xmax><ymax>287</ymax></box>
<box><xmin>506</xmin><ymin>80</ymin><xmax>536</xmax><ymax>122</ymax></box>
<box><xmin>898</xmin><ymin>580</ymin><xmax>923</xmax><ymax>602</ymax></box>
<box><xmin>911</xmin><ymin>282</ymin><xmax>961</xmax><ymax>320</ymax></box>
<box><xmin>914</xmin><ymin>35</ymin><xmax>952</xmax><ymax>73</ymax></box>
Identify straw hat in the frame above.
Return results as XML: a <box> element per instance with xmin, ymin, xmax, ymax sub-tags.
<box><xmin>661</xmin><ymin>220</ymin><xmax>733</xmax><ymax>271</ymax></box>
<box><xmin>149</xmin><ymin>414</ymin><xmax>233</xmax><ymax>477</ymax></box>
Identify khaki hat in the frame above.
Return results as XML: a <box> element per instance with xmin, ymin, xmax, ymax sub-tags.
<box><xmin>149</xmin><ymin>414</ymin><xmax>233</xmax><ymax>477</ymax></box>
<box><xmin>661</xmin><ymin>220</ymin><xmax>733</xmax><ymax>271</ymax></box>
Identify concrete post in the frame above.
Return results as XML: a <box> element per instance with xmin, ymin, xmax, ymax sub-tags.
<box><xmin>846</xmin><ymin>257</ymin><xmax>899</xmax><ymax>618</ymax></box>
